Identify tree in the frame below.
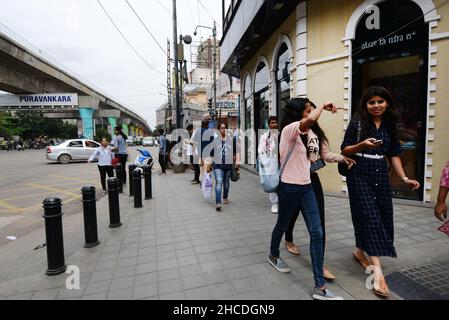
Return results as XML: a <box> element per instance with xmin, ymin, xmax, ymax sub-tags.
<box><xmin>94</xmin><ymin>128</ymin><xmax>112</xmax><ymax>143</ymax></box>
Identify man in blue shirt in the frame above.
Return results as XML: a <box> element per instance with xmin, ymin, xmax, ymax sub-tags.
<box><xmin>158</xmin><ymin>129</ymin><xmax>168</xmax><ymax>175</ymax></box>
<box><xmin>112</xmin><ymin>125</ymin><xmax>128</xmax><ymax>184</ymax></box>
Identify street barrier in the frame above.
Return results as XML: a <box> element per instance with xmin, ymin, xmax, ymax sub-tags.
<box><xmin>42</xmin><ymin>197</ymin><xmax>67</xmax><ymax>276</ymax></box>
<box><xmin>133</xmin><ymin>169</ymin><xmax>143</xmax><ymax>209</ymax></box>
<box><xmin>107</xmin><ymin>178</ymin><xmax>122</xmax><ymax>228</ymax></box>
<box><xmin>115</xmin><ymin>163</ymin><xmax>124</xmax><ymax>194</ymax></box>
<box><xmin>143</xmin><ymin>165</ymin><xmax>153</xmax><ymax>200</ymax></box>
<box><xmin>128</xmin><ymin>164</ymin><xmax>137</xmax><ymax>197</ymax></box>
<box><xmin>81</xmin><ymin>186</ymin><xmax>100</xmax><ymax>248</ymax></box>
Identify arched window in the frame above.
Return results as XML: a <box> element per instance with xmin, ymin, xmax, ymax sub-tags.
<box><xmin>351</xmin><ymin>0</ymin><xmax>428</xmax><ymax>201</ymax></box>
<box><xmin>275</xmin><ymin>42</ymin><xmax>291</xmax><ymax>121</ymax></box>
<box><xmin>254</xmin><ymin>61</ymin><xmax>270</xmax><ymax>131</ymax></box>
<box><xmin>243</xmin><ymin>74</ymin><xmax>252</xmax><ymax>131</ymax></box>
<box><xmin>243</xmin><ymin>74</ymin><xmax>252</xmax><ymax>165</ymax></box>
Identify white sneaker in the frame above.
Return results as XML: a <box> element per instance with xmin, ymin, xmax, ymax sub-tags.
<box><xmin>312</xmin><ymin>288</ymin><xmax>344</xmax><ymax>300</ymax></box>
<box><xmin>271</xmin><ymin>203</ymin><xmax>278</xmax><ymax>214</ymax></box>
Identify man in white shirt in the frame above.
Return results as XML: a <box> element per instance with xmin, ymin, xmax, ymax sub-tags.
<box><xmin>186</xmin><ymin>124</ymin><xmax>201</xmax><ymax>184</ymax></box>
<box><xmin>258</xmin><ymin>116</ymin><xmax>279</xmax><ymax>214</ymax></box>
<box><xmin>88</xmin><ymin>138</ymin><xmax>115</xmax><ymax>193</ymax></box>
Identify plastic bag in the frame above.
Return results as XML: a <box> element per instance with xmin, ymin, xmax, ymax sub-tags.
<box><xmin>202</xmin><ymin>172</ymin><xmax>213</xmax><ymax>200</ymax></box>
<box><xmin>258</xmin><ymin>154</ymin><xmax>280</xmax><ymax>193</ymax></box>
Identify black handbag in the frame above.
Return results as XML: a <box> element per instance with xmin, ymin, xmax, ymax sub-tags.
<box><xmin>310</xmin><ymin>159</ymin><xmax>326</xmax><ymax>173</ymax></box>
<box><xmin>231</xmin><ymin>165</ymin><xmax>240</xmax><ymax>182</ymax></box>
<box><xmin>338</xmin><ymin>161</ymin><xmax>349</xmax><ymax>177</ymax></box>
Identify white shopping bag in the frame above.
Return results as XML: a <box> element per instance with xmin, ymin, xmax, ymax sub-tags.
<box><xmin>202</xmin><ymin>172</ymin><xmax>213</xmax><ymax>200</ymax></box>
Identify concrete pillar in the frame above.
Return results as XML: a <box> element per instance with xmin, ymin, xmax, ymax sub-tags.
<box><xmin>79</xmin><ymin>108</ymin><xmax>96</xmax><ymax>140</ymax></box>
<box><xmin>129</xmin><ymin>126</ymin><xmax>135</xmax><ymax>137</ymax></box>
<box><xmin>122</xmin><ymin>123</ymin><xmax>129</xmax><ymax>136</ymax></box>
<box><xmin>108</xmin><ymin>117</ymin><xmax>118</xmax><ymax>135</ymax></box>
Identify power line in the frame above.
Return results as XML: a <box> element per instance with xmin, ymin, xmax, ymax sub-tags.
<box><xmin>186</xmin><ymin>0</ymin><xmax>198</xmax><ymax>28</ymax></box>
<box><xmin>197</xmin><ymin>0</ymin><xmax>222</xmax><ymax>31</ymax></box>
<box><xmin>96</xmin><ymin>0</ymin><xmax>164</xmax><ymax>76</ymax></box>
<box><xmin>125</xmin><ymin>0</ymin><xmax>167</xmax><ymax>56</ymax></box>
<box><xmin>155</xmin><ymin>0</ymin><xmax>172</xmax><ymax>15</ymax></box>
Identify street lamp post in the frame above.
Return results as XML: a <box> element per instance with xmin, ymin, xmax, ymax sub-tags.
<box><xmin>194</xmin><ymin>22</ymin><xmax>217</xmax><ymax>125</ymax></box>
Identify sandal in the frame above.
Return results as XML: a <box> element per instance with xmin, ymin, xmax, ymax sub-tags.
<box><xmin>373</xmin><ymin>277</ymin><xmax>390</xmax><ymax>298</ymax></box>
<box><xmin>323</xmin><ymin>266</ymin><xmax>336</xmax><ymax>280</ymax></box>
<box><xmin>353</xmin><ymin>249</ymin><xmax>371</xmax><ymax>270</ymax></box>
<box><xmin>286</xmin><ymin>242</ymin><xmax>300</xmax><ymax>256</ymax></box>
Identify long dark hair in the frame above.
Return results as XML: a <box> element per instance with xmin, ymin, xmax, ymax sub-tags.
<box><xmin>280</xmin><ymin>98</ymin><xmax>328</xmax><ymax>156</ymax></box>
<box><xmin>354</xmin><ymin>86</ymin><xmax>400</xmax><ymax>142</ymax></box>
<box><xmin>308</xmin><ymin>101</ymin><xmax>329</xmax><ymax>157</ymax></box>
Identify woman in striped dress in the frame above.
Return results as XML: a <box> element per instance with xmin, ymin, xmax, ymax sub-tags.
<box><xmin>341</xmin><ymin>86</ymin><xmax>420</xmax><ymax>297</ymax></box>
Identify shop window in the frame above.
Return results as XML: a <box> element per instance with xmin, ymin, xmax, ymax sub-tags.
<box><xmin>351</xmin><ymin>0</ymin><xmax>428</xmax><ymax>201</ymax></box>
<box><xmin>276</xmin><ymin>42</ymin><xmax>291</xmax><ymax>121</ymax></box>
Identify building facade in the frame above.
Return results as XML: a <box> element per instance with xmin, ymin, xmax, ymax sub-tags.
<box><xmin>221</xmin><ymin>0</ymin><xmax>449</xmax><ymax>204</ymax></box>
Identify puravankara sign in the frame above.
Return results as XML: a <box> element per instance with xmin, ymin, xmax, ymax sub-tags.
<box><xmin>0</xmin><ymin>94</ymin><xmax>78</xmax><ymax>107</ymax></box>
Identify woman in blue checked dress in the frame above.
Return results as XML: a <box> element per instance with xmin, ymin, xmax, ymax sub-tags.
<box><xmin>341</xmin><ymin>86</ymin><xmax>420</xmax><ymax>298</ymax></box>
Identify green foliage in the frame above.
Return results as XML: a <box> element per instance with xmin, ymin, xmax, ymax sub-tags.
<box><xmin>0</xmin><ymin>111</ymin><xmax>77</xmax><ymax>140</ymax></box>
<box><xmin>94</xmin><ymin>128</ymin><xmax>112</xmax><ymax>143</ymax></box>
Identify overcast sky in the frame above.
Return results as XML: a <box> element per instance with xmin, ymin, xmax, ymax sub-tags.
<box><xmin>0</xmin><ymin>0</ymin><xmax>222</xmax><ymax>128</ymax></box>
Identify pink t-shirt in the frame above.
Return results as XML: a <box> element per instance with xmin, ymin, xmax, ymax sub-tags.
<box><xmin>441</xmin><ymin>161</ymin><xmax>449</xmax><ymax>188</ymax></box>
<box><xmin>280</xmin><ymin>121</ymin><xmax>311</xmax><ymax>185</ymax></box>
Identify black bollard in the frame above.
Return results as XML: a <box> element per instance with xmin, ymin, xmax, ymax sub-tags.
<box><xmin>133</xmin><ymin>168</ymin><xmax>143</xmax><ymax>209</ymax></box>
<box><xmin>128</xmin><ymin>164</ymin><xmax>137</xmax><ymax>197</ymax></box>
<box><xmin>81</xmin><ymin>186</ymin><xmax>100</xmax><ymax>248</ymax></box>
<box><xmin>108</xmin><ymin>178</ymin><xmax>122</xmax><ymax>228</ymax></box>
<box><xmin>115</xmin><ymin>163</ymin><xmax>124</xmax><ymax>194</ymax></box>
<box><xmin>42</xmin><ymin>197</ymin><xmax>67</xmax><ymax>276</ymax></box>
<box><xmin>143</xmin><ymin>165</ymin><xmax>153</xmax><ymax>200</ymax></box>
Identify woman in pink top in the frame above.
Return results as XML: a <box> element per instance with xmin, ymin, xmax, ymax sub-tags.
<box><xmin>268</xmin><ymin>98</ymin><xmax>344</xmax><ymax>300</ymax></box>
<box><xmin>283</xmin><ymin>101</ymin><xmax>356</xmax><ymax>281</ymax></box>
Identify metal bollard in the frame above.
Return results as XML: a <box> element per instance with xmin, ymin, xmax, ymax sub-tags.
<box><xmin>115</xmin><ymin>163</ymin><xmax>124</xmax><ymax>194</ymax></box>
<box><xmin>143</xmin><ymin>165</ymin><xmax>153</xmax><ymax>200</ymax></box>
<box><xmin>43</xmin><ymin>197</ymin><xmax>67</xmax><ymax>276</ymax></box>
<box><xmin>133</xmin><ymin>168</ymin><xmax>143</xmax><ymax>209</ymax></box>
<box><xmin>107</xmin><ymin>178</ymin><xmax>122</xmax><ymax>228</ymax></box>
<box><xmin>81</xmin><ymin>186</ymin><xmax>100</xmax><ymax>248</ymax></box>
<box><xmin>128</xmin><ymin>164</ymin><xmax>137</xmax><ymax>197</ymax></box>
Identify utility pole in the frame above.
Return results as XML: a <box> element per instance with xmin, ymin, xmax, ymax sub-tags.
<box><xmin>212</xmin><ymin>21</ymin><xmax>217</xmax><ymax>125</ymax></box>
<box><xmin>166</xmin><ymin>39</ymin><xmax>172</xmax><ymax>133</ymax></box>
<box><xmin>172</xmin><ymin>0</ymin><xmax>181</xmax><ymax>130</ymax></box>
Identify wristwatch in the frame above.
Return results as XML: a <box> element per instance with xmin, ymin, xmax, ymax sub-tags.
<box><xmin>401</xmin><ymin>177</ymin><xmax>409</xmax><ymax>184</ymax></box>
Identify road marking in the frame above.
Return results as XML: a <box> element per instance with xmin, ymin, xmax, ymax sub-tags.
<box><xmin>26</xmin><ymin>183</ymin><xmax>79</xmax><ymax>197</ymax></box>
<box><xmin>0</xmin><ymin>186</ymin><xmax>38</xmax><ymax>193</ymax></box>
<box><xmin>21</xmin><ymin>195</ymin><xmax>81</xmax><ymax>212</ymax></box>
<box><xmin>48</xmin><ymin>175</ymin><xmax>101</xmax><ymax>184</ymax></box>
<box><xmin>0</xmin><ymin>200</ymin><xmax>24</xmax><ymax>213</ymax></box>
<box><xmin>0</xmin><ymin>193</ymin><xmax>49</xmax><ymax>202</ymax></box>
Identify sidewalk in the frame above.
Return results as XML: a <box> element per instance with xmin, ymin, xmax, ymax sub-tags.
<box><xmin>0</xmin><ymin>167</ymin><xmax>448</xmax><ymax>300</ymax></box>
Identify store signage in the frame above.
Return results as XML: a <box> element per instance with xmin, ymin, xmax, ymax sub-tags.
<box><xmin>361</xmin><ymin>31</ymin><xmax>417</xmax><ymax>50</ymax></box>
<box><xmin>0</xmin><ymin>94</ymin><xmax>78</xmax><ymax>107</ymax></box>
<box><xmin>216</xmin><ymin>100</ymin><xmax>237</xmax><ymax>109</ymax></box>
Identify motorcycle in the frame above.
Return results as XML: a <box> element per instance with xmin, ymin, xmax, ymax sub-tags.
<box><xmin>135</xmin><ymin>149</ymin><xmax>154</xmax><ymax>168</ymax></box>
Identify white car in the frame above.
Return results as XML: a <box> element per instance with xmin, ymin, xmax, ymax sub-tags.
<box><xmin>142</xmin><ymin>137</ymin><xmax>155</xmax><ymax>147</ymax></box>
<box><xmin>46</xmin><ymin>139</ymin><xmax>101</xmax><ymax>164</ymax></box>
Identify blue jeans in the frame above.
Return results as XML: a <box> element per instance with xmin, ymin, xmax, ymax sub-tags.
<box><xmin>214</xmin><ymin>168</ymin><xmax>231</xmax><ymax>205</ymax></box>
<box><xmin>270</xmin><ymin>182</ymin><xmax>325</xmax><ymax>288</ymax></box>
